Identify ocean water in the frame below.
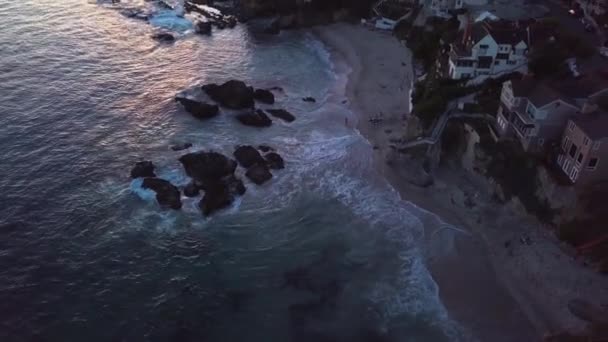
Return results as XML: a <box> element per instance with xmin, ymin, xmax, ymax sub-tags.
<box><xmin>0</xmin><ymin>1</ymin><xmax>467</xmax><ymax>341</ymax></box>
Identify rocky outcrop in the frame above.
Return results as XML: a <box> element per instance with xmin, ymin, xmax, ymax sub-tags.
<box><xmin>253</xmin><ymin>89</ymin><xmax>275</xmax><ymax>104</ymax></box>
<box><xmin>178</xmin><ymin>151</ymin><xmax>247</xmax><ymax>216</ymax></box>
<box><xmin>179</xmin><ymin>151</ymin><xmax>237</xmax><ymax>188</ymax></box>
<box><xmin>302</xmin><ymin>97</ymin><xmax>316</xmax><ymax>103</ymax></box>
<box><xmin>131</xmin><ymin>161</ymin><xmax>155</xmax><ymax>178</ymax></box>
<box><xmin>199</xmin><ymin>175</ymin><xmax>245</xmax><ymax>215</ymax></box>
<box><xmin>266</xmin><ymin>109</ymin><xmax>295</xmax><ymax>122</ymax></box>
<box><xmin>142</xmin><ymin>177</ymin><xmax>182</xmax><ymax>210</ymax></box>
<box><xmin>245</xmin><ymin>163</ymin><xmax>273</xmax><ymax>185</ymax></box>
<box><xmin>171</xmin><ymin>143</ymin><xmax>192</xmax><ymax>151</ymax></box>
<box><xmin>233</xmin><ymin>145</ymin><xmax>265</xmax><ymax>168</ymax></box>
<box><xmin>151</xmin><ymin>32</ymin><xmax>175</xmax><ymax>42</ymax></box>
<box><xmin>236</xmin><ymin>109</ymin><xmax>272</xmax><ymax>127</ymax></box>
<box><xmin>264</xmin><ymin>152</ymin><xmax>284</xmax><ymax>169</ymax></box>
<box><xmin>258</xmin><ymin>145</ymin><xmax>274</xmax><ymax>153</ymax></box>
<box><xmin>183</xmin><ymin>182</ymin><xmax>200</xmax><ymax>197</ymax></box>
<box><xmin>202</xmin><ymin>80</ymin><xmax>254</xmax><ymax>109</ymax></box>
<box><xmin>195</xmin><ymin>21</ymin><xmax>212</xmax><ymax>35</ymax></box>
<box><xmin>175</xmin><ymin>97</ymin><xmax>220</xmax><ymax>119</ymax></box>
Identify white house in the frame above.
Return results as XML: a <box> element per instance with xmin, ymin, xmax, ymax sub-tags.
<box><xmin>493</xmin><ymin>74</ymin><xmax>608</xmax><ymax>151</ymax></box>
<box><xmin>447</xmin><ymin>20</ymin><xmax>535</xmax><ymax>80</ymax></box>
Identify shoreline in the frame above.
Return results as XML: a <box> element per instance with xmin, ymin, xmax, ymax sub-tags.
<box><xmin>314</xmin><ymin>22</ymin><xmax>608</xmax><ymax>341</ymax></box>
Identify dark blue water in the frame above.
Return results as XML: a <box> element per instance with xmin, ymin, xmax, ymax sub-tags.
<box><xmin>0</xmin><ymin>1</ymin><xmax>468</xmax><ymax>341</ymax></box>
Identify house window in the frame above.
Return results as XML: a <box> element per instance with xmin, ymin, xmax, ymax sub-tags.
<box><xmin>583</xmin><ymin>137</ymin><xmax>590</xmax><ymax>146</ymax></box>
<box><xmin>495</xmin><ymin>60</ymin><xmax>500</xmax><ymax>65</ymax></box>
<box><xmin>576</xmin><ymin>152</ymin><xmax>584</xmax><ymax>166</ymax></box>
<box><xmin>569</xmin><ymin>143</ymin><xmax>577</xmax><ymax>158</ymax></box>
<box><xmin>526</xmin><ymin>104</ymin><xmax>536</xmax><ymax>118</ymax></box>
<box><xmin>568</xmin><ymin>121</ymin><xmax>575</xmax><ymax>131</ymax></box>
<box><xmin>562</xmin><ymin>136</ymin><xmax>571</xmax><ymax>151</ymax></box>
<box><xmin>538</xmin><ymin>138</ymin><xmax>545</xmax><ymax>146</ymax></box>
<box><xmin>507</xmin><ymin>60</ymin><xmax>516</xmax><ymax>65</ymax></box>
<box><xmin>587</xmin><ymin>157</ymin><xmax>599</xmax><ymax>170</ymax></box>
<box><xmin>563</xmin><ymin>159</ymin><xmax>571</xmax><ymax>173</ymax></box>
<box><xmin>570</xmin><ymin>167</ymin><xmax>579</xmax><ymax>182</ymax></box>
<box><xmin>593</xmin><ymin>141</ymin><xmax>601</xmax><ymax>150</ymax></box>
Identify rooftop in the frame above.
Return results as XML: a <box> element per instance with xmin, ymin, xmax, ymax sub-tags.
<box><xmin>573</xmin><ymin>111</ymin><xmax>608</xmax><ymax>140</ymax></box>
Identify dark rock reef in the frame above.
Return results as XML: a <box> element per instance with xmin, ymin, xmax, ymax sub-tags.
<box><xmin>236</xmin><ymin>109</ymin><xmax>273</xmax><ymax>127</ymax></box>
<box><xmin>131</xmin><ymin>161</ymin><xmax>156</xmax><ymax>178</ymax></box>
<box><xmin>253</xmin><ymin>88</ymin><xmax>275</xmax><ymax>104</ymax></box>
<box><xmin>266</xmin><ymin>108</ymin><xmax>295</xmax><ymax>122</ymax></box>
<box><xmin>175</xmin><ymin>96</ymin><xmax>220</xmax><ymax>119</ymax></box>
<box><xmin>202</xmin><ymin>80</ymin><xmax>255</xmax><ymax>109</ymax></box>
<box><xmin>142</xmin><ymin>177</ymin><xmax>182</xmax><ymax>210</ymax></box>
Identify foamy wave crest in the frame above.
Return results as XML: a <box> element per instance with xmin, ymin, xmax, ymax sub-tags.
<box><xmin>130</xmin><ymin>178</ymin><xmax>157</xmax><ymax>202</ymax></box>
<box><xmin>304</xmin><ymin>32</ymin><xmax>336</xmax><ymax>78</ymax></box>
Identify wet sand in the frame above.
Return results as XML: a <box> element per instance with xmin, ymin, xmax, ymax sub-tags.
<box><xmin>313</xmin><ymin>22</ymin><xmax>588</xmax><ymax>341</ymax></box>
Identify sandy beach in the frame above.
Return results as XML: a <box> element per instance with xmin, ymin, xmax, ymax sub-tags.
<box><xmin>315</xmin><ymin>23</ymin><xmax>608</xmax><ymax>341</ymax></box>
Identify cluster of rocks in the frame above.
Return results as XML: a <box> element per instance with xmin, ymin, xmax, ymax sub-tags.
<box><xmin>175</xmin><ymin>79</ymin><xmax>297</xmax><ymax>127</ymax></box>
<box><xmin>184</xmin><ymin>1</ymin><xmax>237</xmax><ymax>35</ymax></box>
<box><xmin>130</xmin><ymin>145</ymin><xmax>284</xmax><ymax>216</ymax></box>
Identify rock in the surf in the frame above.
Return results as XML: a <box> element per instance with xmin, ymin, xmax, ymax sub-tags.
<box><xmin>245</xmin><ymin>163</ymin><xmax>272</xmax><ymax>185</ymax></box>
<box><xmin>202</xmin><ymin>80</ymin><xmax>254</xmax><ymax>109</ymax></box>
<box><xmin>258</xmin><ymin>145</ymin><xmax>274</xmax><ymax>153</ymax></box>
<box><xmin>264</xmin><ymin>152</ymin><xmax>285</xmax><ymax>169</ymax></box>
<box><xmin>266</xmin><ymin>109</ymin><xmax>295</xmax><ymax>122</ymax></box>
<box><xmin>142</xmin><ymin>177</ymin><xmax>182</xmax><ymax>210</ymax></box>
<box><xmin>171</xmin><ymin>143</ymin><xmax>192</xmax><ymax>151</ymax></box>
<box><xmin>198</xmin><ymin>175</ymin><xmax>246</xmax><ymax>215</ymax></box>
<box><xmin>236</xmin><ymin>109</ymin><xmax>272</xmax><ymax>127</ymax></box>
<box><xmin>151</xmin><ymin>32</ymin><xmax>175</xmax><ymax>42</ymax></box>
<box><xmin>195</xmin><ymin>21</ymin><xmax>212</xmax><ymax>35</ymax></box>
<box><xmin>131</xmin><ymin>161</ymin><xmax>155</xmax><ymax>178</ymax></box>
<box><xmin>302</xmin><ymin>97</ymin><xmax>316</xmax><ymax>103</ymax></box>
<box><xmin>175</xmin><ymin>97</ymin><xmax>219</xmax><ymax>119</ymax></box>
<box><xmin>234</xmin><ymin>145</ymin><xmax>265</xmax><ymax>168</ymax></box>
<box><xmin>178</xmin><ymin>151</ymin><xmax>237</xmax><ymax>187</ymax></box>
<box><xmin>253</xmin><ymin>88</ymin><xmax>275</xmax><ymax>104</ymax></box>
<box><xmin>183</xmin><ymin>182</ymin><xmax>200</xmax><ymax>197</ymax></box>
<box><xmin>199</xmin><ymin>182</ymin><xmax>232</xmax><ymax>215</ymax></box>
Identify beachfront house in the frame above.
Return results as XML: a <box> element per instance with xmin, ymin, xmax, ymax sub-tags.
<box><xmin>557</xmin><ymin>112</ymin><xmax>608</xmax><ymax>187</ymax></box>
<box><xmin>447</xmin><ymin>20</ymin><xmax>553</xmax><ymax>80</ymax></box>
<box><xmin>373</xmin><ymin>0</ymin><xmax>414</xmax><ymax>30</ymax></box>
<box><xmin>493</xmin><ymin>74</ymin><xmax>608</xmax><ymax>152</ymax></box>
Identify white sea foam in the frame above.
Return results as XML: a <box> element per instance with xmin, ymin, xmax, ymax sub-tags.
<box><xmin>130</xmin><ymin>177</ymin><xmax>157</xmax><ymax>202</ymax></box>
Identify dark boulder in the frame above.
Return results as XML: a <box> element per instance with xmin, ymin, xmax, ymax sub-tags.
<box><xmin>142</xmin><ymin>177</ymin><xmax>182</xmax><ymax>210</ymax></box>
<box><xmin>171</xmin><ymin>143</ymin><xmax>192</xmax><ymax>151</ymax></box>
<box><xmin>234</xmin><ymin>145</ymin><xmax>265</xmax><ymax>168</ymax></box>
<box><xmin>199</xmin><ymin>182</ymin><xmax>232</xmax><ymax>215</ymax></box>
<box><xmin>236</xmin><ymin>109</ymin><xmax>272</xmax><ymax>127</ymax></box>
<box><xmin>178</xmin><ymin>151</ymin><xmax>237</xmax><ymax>186</ymax></box>
<box><xmin>175</xmin><ymin>97</ymin><xmax>219</xmax><ymax>119</ymax></box>
<box><xmin>302</xmin><ymin>97</ymin><xmax>316</xmax><ymax>103</ymax></box>
<box><xmin>195</xmin><ymin>21</ymin><xmax>212</xmax><ymax>35</ymax></box>
<box><xmin>245</xmin><ymin>163</ymin><xmax>273</xmax><ymax>185</ymax></box>
<box><xmin>198</xmin><ymin>175</ymin><xmax>246</xmax><ymax>215</ymax></box>
<box><xmin>183</xmin><ymin>182</ymin><xmax>200</xmax><ymax>197</ymax></box>
<box><xmin>267</xmin><ymin>109</ymin><xmax>295</xmax><ymax>122</ymax></box>
<box><xmin>253</xmin><ymin>88</ymin><xmax>275</xmax><ymax>104</ymax></box>
<box><xmin>131</xmin><ymin>161</ymin><xmax>155</xmax><ymax>178</ymax></box>
<box><xmin>258</xmin><ymin>145</ymin><xmax>274</xmax><ymax>153</ymax></box>
<box><xmin>202</xmin><ymin>80</ymin><xmax>254</xmax><ymax>109</ymax></box>
<box><xmin>152</xmin><ymin>32</ymin><xmax>175</xmax><ymax>42</ymax></box>
<box><xmin>265</xmin><ymin>152</ymin><xmax>285</xmax><ymax>169</ymax></box>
